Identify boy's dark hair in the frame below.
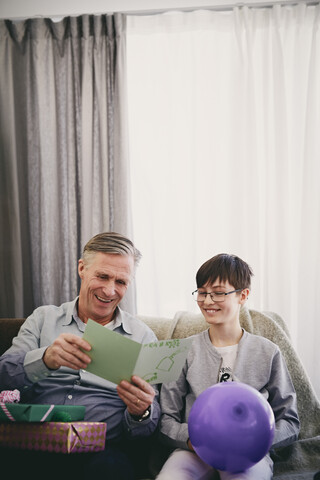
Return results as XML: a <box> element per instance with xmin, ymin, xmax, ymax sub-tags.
<box><xmin>196</xmin><ymin>253</ymin><xmax>253</xmax><ymax>290</ymax></box>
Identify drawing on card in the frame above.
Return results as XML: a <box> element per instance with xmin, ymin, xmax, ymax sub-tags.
<box><xmin>142</xmin><ymin>345</ymin><xmax>190</xmax><ymax>383</ymax></box>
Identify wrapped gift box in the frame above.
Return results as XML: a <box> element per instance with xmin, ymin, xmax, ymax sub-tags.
<box><xmin>0</xmin><ymin>403</ymin><xmax>85</xmax><ymax>422</ymax></box>
<box><xmin>0</xmin><ymin>421</ymin><xmax>107</xmax><ymax>453</ymax></box>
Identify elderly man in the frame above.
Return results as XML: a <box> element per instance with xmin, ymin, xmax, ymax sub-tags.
<box><xmin>0</xmin><ymin>232</ymin><xmax>160</xmax><ymax>479</ymax></box>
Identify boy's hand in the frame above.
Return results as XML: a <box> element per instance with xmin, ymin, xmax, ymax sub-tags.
<box><xmin>187</xmin><ymin>438</ymin><xmax>195</xmax><ymax>451</ymax></box>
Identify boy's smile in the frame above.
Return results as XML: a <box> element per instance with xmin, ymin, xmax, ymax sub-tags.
<box><xmin>198</xmin><ymin>279</ymin><xmax>248</xmax><ymax>327</ymax></box>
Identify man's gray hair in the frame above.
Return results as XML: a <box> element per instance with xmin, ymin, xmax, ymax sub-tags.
<box><xmin>82</xmin><ymin>232</ymin><xmax>142</xmax><ymax>266</ymax></box>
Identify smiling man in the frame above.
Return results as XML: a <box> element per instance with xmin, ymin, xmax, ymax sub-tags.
<box><xmin>77</xmin><ymin>248</ymin><xmax>134</xmax><ymax>325</ymax></box>
<box><xmin>0</xmin><ymin>232</ymin><xmax>161</xmax><ymax>479</ymax></box>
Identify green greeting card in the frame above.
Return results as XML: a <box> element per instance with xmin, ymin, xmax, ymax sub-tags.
<box><xmin>82</xmin><ymin>319</ymin><xmax>193</xmax><ymax>385</ymax></box>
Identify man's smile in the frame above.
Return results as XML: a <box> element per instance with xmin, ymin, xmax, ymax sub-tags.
<box><xmin>95</xmin><ymin>294</ymin><xmax>113</xmax><ymax>304</ymax></box>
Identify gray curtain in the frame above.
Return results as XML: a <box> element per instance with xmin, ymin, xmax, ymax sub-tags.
<box><xmin>0</xmin><ymin>13</ymin><xmax>135</xmax><ymax>318</ymax></box>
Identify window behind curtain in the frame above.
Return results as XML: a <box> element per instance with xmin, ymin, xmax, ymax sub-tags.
<box><xmin>126</xmin><ymin>6</ymin><xmax>320</xmax><ymax>396</ymax></box>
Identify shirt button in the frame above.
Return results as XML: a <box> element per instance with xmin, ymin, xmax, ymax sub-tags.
<box><xmin>68</xmin><ymin>395</ymin><xmax>72</xmax><ymax>400</ymax></box>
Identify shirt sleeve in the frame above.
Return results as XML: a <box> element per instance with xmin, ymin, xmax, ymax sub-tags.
<box><xmin>123</xmin><ymin>386</ymin><xmax>161</xmax><ymax>438</ymax></box>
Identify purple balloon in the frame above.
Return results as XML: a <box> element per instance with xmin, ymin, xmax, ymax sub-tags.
<box><xmin>188</xmin><ymin>382</ymin><xmax>275</xmax><ymax>473</ymax></box>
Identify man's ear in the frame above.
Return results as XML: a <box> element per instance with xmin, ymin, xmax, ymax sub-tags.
<box><xmin>78</xmin><ymin>259</ymin><xmax>85</xmax><ymax>279</ymax></box>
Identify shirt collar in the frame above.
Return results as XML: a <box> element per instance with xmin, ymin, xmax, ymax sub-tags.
<box><xmin>115</xmin><ymin>307</ymin><xmax>133</xmax><ymax>335</ymax></box>
<box><xmin>62</xmin><ymin>297</ymin><xmax>80</xmax><ymax>326</ymax></box>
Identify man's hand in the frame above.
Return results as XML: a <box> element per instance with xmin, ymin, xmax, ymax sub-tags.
<box><xmin>43</xmin><ymin>333</ymin><xmax>92</xmax><ymax>370</ymax></box>
<box><xmin>116</xmin><ymin>375</ymin><xmax>155</xmax><ymax>416</ymax></box>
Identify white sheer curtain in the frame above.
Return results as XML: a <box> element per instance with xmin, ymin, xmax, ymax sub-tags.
<box><xmin>126</xmin><ymin>4</ymin><xmax>320</xmax><ymax>397</ymax></box>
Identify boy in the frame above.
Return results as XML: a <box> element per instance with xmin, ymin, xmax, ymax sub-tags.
<box><xmin>157</xmin><ymin>253</ymin><xmax>300</xmax><ymax>480</ymax></box>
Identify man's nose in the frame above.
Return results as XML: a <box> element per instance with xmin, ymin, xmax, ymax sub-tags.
<box><xmin>102</xmin><ymin>281</ymin><xmax>116</xmax><ymax>295</ymax></box>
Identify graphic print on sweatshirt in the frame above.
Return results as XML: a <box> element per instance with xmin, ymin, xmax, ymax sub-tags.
<box><xmin>215</xmin><ymin>343</ymin><xmax>238</xmax><ymax>383</ymax></box>
<box><xmin>219</xmin><ymin>365</ymin><xmax>233</xmax><ymax>382</ymax></box>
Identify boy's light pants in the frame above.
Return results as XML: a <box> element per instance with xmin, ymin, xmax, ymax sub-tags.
<box><xmin>156</xmin><ymin>448</ymin><xmax>273</xmax><ymax>480</ymax></box>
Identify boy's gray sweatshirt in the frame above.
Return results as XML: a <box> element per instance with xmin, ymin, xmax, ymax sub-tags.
<box><xmin>159</xmin><ymin>329</ymin><xmax>300</xmax><ymax>450</ymax></box>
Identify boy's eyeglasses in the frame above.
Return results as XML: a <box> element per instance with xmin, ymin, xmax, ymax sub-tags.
<box><xmin>192</xmin><ymin>289</ymin><xmax>243</xmax><ymax>303</ymax></box>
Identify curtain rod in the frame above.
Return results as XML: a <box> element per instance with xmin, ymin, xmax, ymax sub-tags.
<box><xmin>3</xmin><ymin>0</ymin><xmax>319</xmax><ymax>22</ymax></box>
<box><xmin>123</xmin><ymin>0</ymin><xmax>319</xmax><ymax>15</ymax></box>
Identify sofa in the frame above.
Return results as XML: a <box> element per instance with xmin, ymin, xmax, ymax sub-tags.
<box><xmin>1</xmin><ymin>307</ymin><xmax>320</xmax><ymax>479</ymax></box>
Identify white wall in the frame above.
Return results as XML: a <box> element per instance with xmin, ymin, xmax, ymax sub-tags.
<box><xmin>0</xmin><ymin>0</ymin><xmax>283</xmax><ymax>19</ymax></box>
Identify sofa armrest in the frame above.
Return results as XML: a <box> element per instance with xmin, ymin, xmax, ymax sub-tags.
<box><xmin>0</xmin><ymin>318</ymin><xmax>25</xmax><ymax>356</ymax></box>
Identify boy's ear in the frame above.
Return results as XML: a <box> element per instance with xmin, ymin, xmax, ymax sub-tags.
<box><xmin>239</xmin><ymin>288</ymin><xmax>250</xmax><ymax>304</ymax></box>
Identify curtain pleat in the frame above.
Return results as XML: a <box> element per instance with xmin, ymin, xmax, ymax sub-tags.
<box><xmin>0</xmin><ymin>13</ymin><xmax>134</xmax><ymax>317</ymax></box>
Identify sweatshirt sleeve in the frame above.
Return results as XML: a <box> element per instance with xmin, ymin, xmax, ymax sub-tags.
<box><xmin>268</xmin><ymin>348</ymin><xmax>300</xmax><ymax>449</ymax></box>
<box><xmin>158</xmin><ymin>363</ymin><xmax>190</xmax><ymax>450</ymax></box>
